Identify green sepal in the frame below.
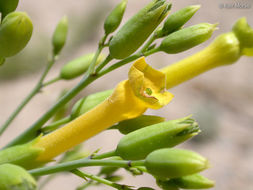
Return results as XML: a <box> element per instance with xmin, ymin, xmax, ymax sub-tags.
<box><xmin>111</xmin><ymin>114</ymin><xmax>165</xmax><ymax>134</ymax></box>
<box><xmin>52</xmin><ymin>16</ymin><xmax>68</xmax><ymax>55</ymax></box>
<box><xmin>172</xmin><ymin>173</ymin><xmax>215</xmax><ymax>189</ymax></box>
<box><xmin>60</xmin><ymin>53</ymin><xmax>105</xmax><ymax>80</ymax></box>
<box><xmin>116</xmin><ymin>116</ymin><xmax>200</xmax><ymax>160</ymax></box>
<box><xmin>145</xmin><ymin>148</ymin><xmax>210</xmax><ymax>179</ymax></box>
<box><xmin>0</xmin><ymin>12</ymin><xmax>33</xmax><ymax>58</ymax></box>
<box><xmin>159</xmin><ymin>23</ymin><xmax>217</xmax><ymax>54</ymax></box>
<box><xmin>0</xmin><ymin>164</ymin><xmax>37</xmax><ymax>190</ymax></box>
<box><xmin>109</xmin><ymin>0</ymin><xmax>171</xmax><ymax>59</ymax></box>
<box><xmin>0</xmin><ymin>136</ymin><xmax>44</xmax><ymax>169</ymax></box>
<box><xmin>104</xmin><ymin>0</ymin><xmax>127</xmax><ymax>35</ymax></box>
<box><xmin>156</xmin><ymin>5</ymin><xmax>200</xmax><ymax>38</ymax></box>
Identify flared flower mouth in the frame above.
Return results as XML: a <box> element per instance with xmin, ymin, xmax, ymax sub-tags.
<box><xmin>128</xmin><ymin>57</ymin><xmax>173</xmax><ymax>109</ymax></box>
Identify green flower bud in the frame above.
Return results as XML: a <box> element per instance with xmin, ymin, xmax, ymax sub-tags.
<box><xmin>232</xmin><ymin>17</ymin><xmax>253</xmax><ymax>49</ymax></box>
<box><xmin>104</xmin><ymin>0</ymin><xmax>127</xmax><ymax>35</ymax></box>
<box><xmin>52</xmin><ymin>16</ymin><xmax>68</xmax><ymax>55</ymax></box>
<box><xmin>112</xmin><ymin>115</ymin><xmax>165</xmax><ymax>134</ymax></box>
<box><xmin>71</xmin><ymin>89</ymin><xmax>113</xmax><ymax>119</ymax></box>
<box><xmin>156</xmin><ymin>5</ymin><xmax>200</xmax><ymax>38</ymax></box>
<box><xmin>0</xmin><ymin>136</ymin><xmax>44</xmax><ymax>169</ymax></box>
<box><xmin>60</xmin><ymin>53</ymin><xmax>105</xmax><ymax>80</ymax></box>
<box><xmin>156</xmin><ymin>179</ymin><xmax>179</xmax><ymax>190</ymax></box>
<box><xmin>0</xmin><ymin>12</ymin><xmax>33</xmax><ymax>58</ymax></box>
<box><xmin>116</xmin><ymin>116</ymin><xmax>200</xmax><ymax>160</ymax></box>
<box><xmin>172</xmin><ymin>173</ymin><xmax>215</xmax><ymax>189</ymax></box>
<box><xmin>109</xmin><ymin>0</ymin><xmax>171</xmax><ymax>59</ymax></box>
<box><xmin>159</xmin><ymin>23</ymin><xmax>217</xmax><ymax>54</ymax></box>
<box><xmin>0</xmin><ymin>164</ymin><xmax>37</xmax><ymax>190</ymax></box>
<box><xmin>0</xmin><ymin>0</ymin><xmax>19</xmax><ymax>18</ymax></box>
<box><xmin>145</xmin><ymin>148</ymin><xmax>210</xmax><ymax>179</ymax></box>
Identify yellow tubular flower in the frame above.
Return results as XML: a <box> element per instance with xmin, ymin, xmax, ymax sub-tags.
<box><xmin>34</xmin><ymin>57</ymin><xmax>173</xmax><ymax>162</ymax></box>
<box><xmin>161</xmin><ymin>32</ymin><xmax>241</xmax><ymax>89</ymax></box>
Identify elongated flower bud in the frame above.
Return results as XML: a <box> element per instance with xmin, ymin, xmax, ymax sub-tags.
<box><xmin>116</xmin><ymin>116</ymin><xmax>200</xmax><ymax>160</ymax></box>
<box><xmin>52</xmin><ymin>16</ymin><xmax>68</xmax><ymax>55</ymax></box>
<box><xmin>60</xmin><ymin>53</ymin><xmax>104</xmax><ymax>80</ymax></box>
<box><xmin>232</xmin><ymin>17</ymin><xmax>253</xmax><ymax>49</ymax></box>
<box><xmin>0</xmin><ymin>0</ymin><xmax>19</xmax><ymax>18</ymax></box>
<box><xmin>145</xmin><ymin>148</ymin><xmax>209</xmax><ymax>178</ymax></box>
<box><xmin>0</xmin><ymin>12</ymin><xmax>33</xmax><ymax>58</ymax></box>
<box><xmin>0</xmin><ymin>164</ymin><xmax>37</xmax><ymax>190</ymax></box>
<box><xmin>156</xmin><ymin>5</ymin><xmax>200</xmax><ymax>38</ymax></box>
<box><xmin>104</xmin><ymin>0</ymin><xmax>127</xmax><ymax>35</ymax></box>
<box><xmin>172</xmin><ymin>173</ymin><xmax>215</xmax><ymax>189</ymax></box>
<box><xmin>112</xmin><ymin>114</ymin><xmax>165</xmax><ymax>134</ymax></box>
<box><xmin>159</xmin><ymin>23</ymin><xmax>217</xmax><ymax>54</ymax></box>
<box><xmin>109</xmin><ymin>0</ymin><xmax>171</xmax><ymax>59</ymax></box>
<box><xmin>71</xmin><ymin>89</ymin><xmax>113</xmax><ymax>119</ymax></box>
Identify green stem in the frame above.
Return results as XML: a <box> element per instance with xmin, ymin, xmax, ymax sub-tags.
<box><xmin>0</xmin><ymin>56</ymin><xmax>56</xmax><ymax>136</ymax></box>
<box><xmin>92</xmin><ymin>150</ymin><xmax>116</xmax><ymax>159</ymax></box>
<box><xmin>43</xmin><ymin>76</ymin><xmax>61</xmax><ymax>87</ymax></box>
<box><xmin>41</xmin><ymin>116</ymin><xmax>71</xmax><ymax>134</ymax></box>
<box><xmin>72</xmin><ymin>169</ymin><xmax>124</xmax><ymax>190</ymax></box>
<box><xmin>29</xmin><ymin>159</ymin><xmax>145</xmax><ymax>176</ymax></box>
<box><xmin>95</xmin><ymin>54</ymin><xmax>113</xmax><ymax>74</ymax></box>
<box><xmin>88</xmin><ymin>35</ymin><xmax>108</xmax><ymax>75</ymax></box>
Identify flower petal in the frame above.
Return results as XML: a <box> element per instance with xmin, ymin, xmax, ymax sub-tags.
<box><xmin>128</xmin><ymin>57</ymin><xmax>173</xmax><ymax>109</ymax></box>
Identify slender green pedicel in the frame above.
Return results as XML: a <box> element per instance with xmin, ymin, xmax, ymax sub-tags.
<box><xmin>0</xmin><ymin>12</ymin><xmax>33</xmax><ymax>58</ymax></box>
<box><xmin>116</xmin><ymin>116</ymin><xmax>200</xmax><ymax>160</ymax></box>
<box><xmin>52</xmin><ymin>16</ymin><xmax>68</xmax><ymax>55</ymax></box>
<box><xmin>109</xmin><ymin>0</ymin><xmax>171</xmax><ymax>59</ymax></box>
<box><xmin>159</xmin><ymin>23</ymin><xmax>217</xmax><ymax>54</ymax></box>
<box><xmin>104</xmin><ymin>0</ymin><xmax>127</xmax><ymax>35</ymax></box>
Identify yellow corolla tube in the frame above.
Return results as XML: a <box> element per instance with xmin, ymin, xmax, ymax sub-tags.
<box><xmin>34</xmin><ymin>57</ymin><xmax>173</xmax><ymax>162</ymax></box>
<box><xmin>162</xmin><ymin>17</ymin><xmax>253</xmax><ymax>89</ymax></box>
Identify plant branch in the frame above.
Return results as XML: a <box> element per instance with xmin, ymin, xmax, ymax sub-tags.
<box><xmin>29</xmin><ymin>158</ymin><xmax>145</xmax><ymax>176</ymax></box>
<box><xmin>0</xmin><ymin>55</ymin><xmax>57</xmax><ymax>136</ymax></box>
